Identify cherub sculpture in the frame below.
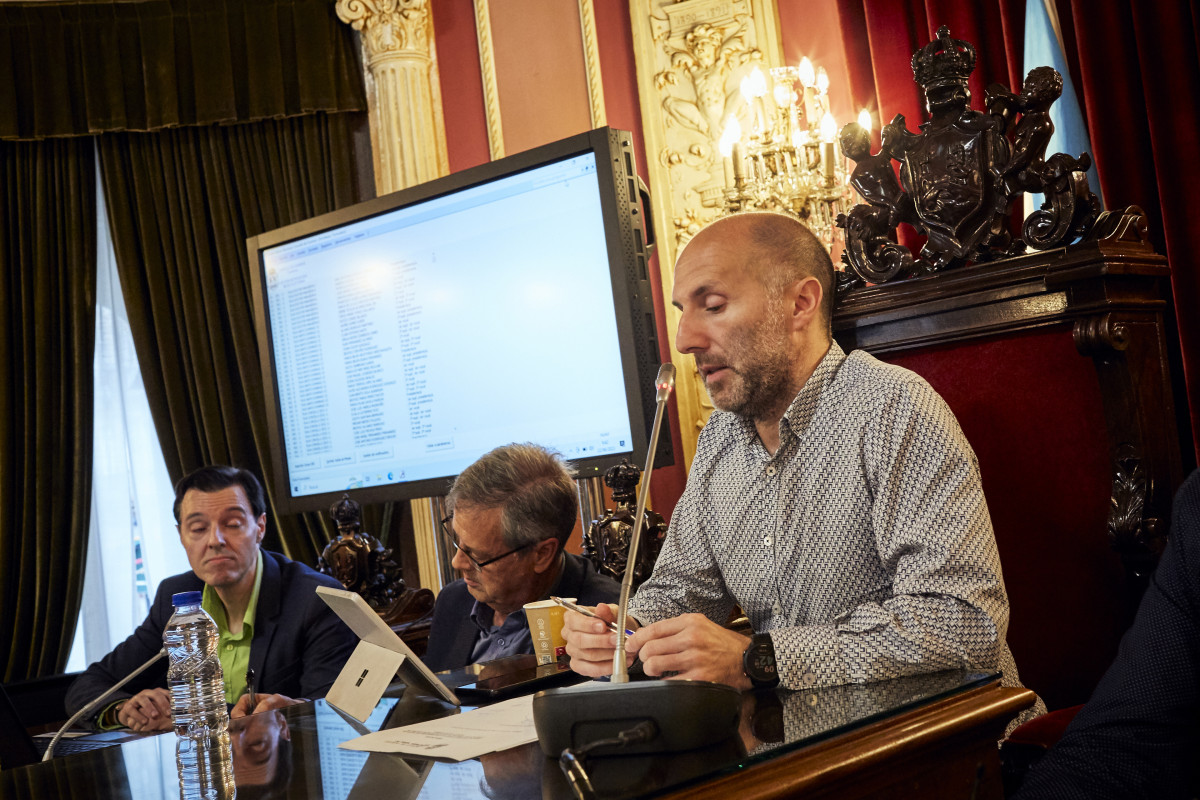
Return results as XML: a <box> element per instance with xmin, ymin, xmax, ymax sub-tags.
<box><xmin>835</xmin><ymin>122</ymin><xmax>917</xmax><ymax>285</ymax></box>
<box><xmin>656</xmin><ymin>21</ymin><xmax>753</xmax><ymax>139</ymax></box>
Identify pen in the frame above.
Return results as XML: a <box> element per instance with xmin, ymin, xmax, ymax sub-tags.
<box><xmin>245</xmin><ymin>668</ymin><xmax>257</xmax><ymax>711</ymax></box>
<box><xmin>551</xmin><ymin>596</ymin><xmax>635</xmax><ymax>636</ymax></box>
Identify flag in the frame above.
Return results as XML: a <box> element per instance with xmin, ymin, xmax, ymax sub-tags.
<box><xmin>1023</xmin><ymin>0</ymin><xmax>1104</xmax><ymax>219</ymax></box>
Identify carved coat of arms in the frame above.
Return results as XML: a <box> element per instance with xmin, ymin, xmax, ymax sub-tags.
<box><xmin>836</xmin><ymin>26</ymin><xmax>1100</xmax><ymax>289</ymax></box>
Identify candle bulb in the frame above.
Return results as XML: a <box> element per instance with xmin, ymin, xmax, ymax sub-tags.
<box><xmin>798</xmin><ymin>57</ymin><xmax>815</xmax><ymax>89</ymax></box>
<box><xmin>857</xmin><ymin>109</ymin><xmax>873</xmax><ymax>135</ymax></box>
<box><xmin>798</xmin><ymin>57</ymin><xmax>816</xmax><ymax>128</ymax></box>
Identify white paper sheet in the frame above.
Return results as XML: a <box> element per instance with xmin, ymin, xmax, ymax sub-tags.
<box><xmin>338</xmin><ymin>695</ymin><xmax>537</xmax><ymax>761</ymax></box>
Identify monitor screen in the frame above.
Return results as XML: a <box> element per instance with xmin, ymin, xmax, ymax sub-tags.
<box><xmin>248</xmin><ymin>128</ymin><xmax>666</xmax><ymax>513</ymax></box>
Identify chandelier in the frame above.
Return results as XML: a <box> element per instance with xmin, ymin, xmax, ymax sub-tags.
<box><xmin>717</xmin><ymin>58</ymin><xmax>869</xmax><ymax>250</ymax></box>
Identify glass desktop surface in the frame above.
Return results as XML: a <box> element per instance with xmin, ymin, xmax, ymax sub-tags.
<box><xmin>0</xmin><ymin>670</ymin><xmax>998</xmax><ymax>800</ymax></box>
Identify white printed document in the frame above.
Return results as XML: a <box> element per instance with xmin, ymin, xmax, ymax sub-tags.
<box><xmin>338</xmin><ymin>695</ymin><xmax>537</xmax><ymax>761</ymax></box>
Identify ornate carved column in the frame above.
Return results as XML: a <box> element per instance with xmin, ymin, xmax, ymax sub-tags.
<box><xmin>628</xmin><ymin>0</ymin><xmax>785</xmax><ymax>466</ymax></box>
<box><xmin>336</xmin><ymin>0</ymin><xmax>449</xmax><ymax>195</ymax></box>
<box><xmin>336</xmin><ymin>0</ymin><xmax>450</xmax><ymax>591</ymax></box>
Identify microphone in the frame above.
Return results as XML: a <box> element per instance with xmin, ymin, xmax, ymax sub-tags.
<box><xmin>43</xmin><ymin>648</ymin><xmax>167</xmax><ymax>761</ymax></box>
<box><xmin>532</xmin><ymin>363</ymin><xmax>741</xmax><ymax>757</ymax></box>
<box><xmin>612</xmin><ymin>362</ymin><xmax>674</xmax><ymax>683</ymax></box>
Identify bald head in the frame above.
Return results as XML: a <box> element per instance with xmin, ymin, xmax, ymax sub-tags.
<box><xmin>672</xmin><ymin>212</ymin><xmax>834</xmax><ymax>431</ymax></box>
<box><xmin>683</xmin><ymin>212</ymin><xmax>834</xmax><ymax>335</ymax></box>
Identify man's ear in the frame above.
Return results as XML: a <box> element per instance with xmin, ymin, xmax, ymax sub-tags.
<box><xmin>256</xmin><ymin>514</ymin><xmax>267</xmax><ymax>544</ymax></box>
<box><xmin>788</xmin><ymin>276</ymin><xmax>823</xmax><ymax>332</ymax></box>
<box><xmin>532</xmin><ymin>538</ymin><xmax>561</xmax><ymax>573</ymax></box>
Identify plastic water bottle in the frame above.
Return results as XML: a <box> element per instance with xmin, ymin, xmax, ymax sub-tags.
<box><xmin>165</xmin><ymin>591</ymin><xmax>235</xmax><ymax>800</ymax></box>
<box><xmin>164</xmin><ymin>591</ymin><xmax>229</xmax><ymax>736</ymax></box>
<box><xmin>175</xmin><ymin>731</ymin><xmax>235</xmax><ymax>800</ymax></box>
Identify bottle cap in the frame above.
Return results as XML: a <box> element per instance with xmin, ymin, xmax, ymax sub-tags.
<box><xmin>172</xmin><ymin>591</ymin><xmax>203</xmax><ymax>607</ymax></box>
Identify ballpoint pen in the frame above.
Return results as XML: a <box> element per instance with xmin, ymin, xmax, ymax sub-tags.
<box><xmin>551</xmin><ymin>596</ymin><xmax>635</xmax><ymax>636</ymax></box>
<box><xmin>245</xmin><ymin>668</ymin><xmax>257</xmax><ymax>711</ymax></box>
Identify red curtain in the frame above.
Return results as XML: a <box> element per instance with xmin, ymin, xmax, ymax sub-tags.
<box><xmin>835</xmin><ymin>0</ymin><xmax>1200</xmax><ymax>462</ymax></box>
<box><xmin>1058</xmin><ymin>1</ymin><xmax>1200</xmax><ymax>462</ymax></box>
<box><xmin>836</xmin><ymin>0</ymin><xmax>1025</xmax><ymax>142</ymax></box>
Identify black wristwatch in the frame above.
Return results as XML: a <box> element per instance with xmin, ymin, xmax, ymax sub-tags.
<box><xmin>743</xmin><ymin>632</ymin><xmax>779</xmax><ymax>689</ymax></box>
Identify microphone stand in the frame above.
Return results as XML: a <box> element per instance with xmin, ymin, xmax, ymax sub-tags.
<box><xmin>43</xmin><ymin>649</ymin><xmax>167</xmax><ymax>761</ymax></box>
<box><xmin>532</xmin><ymin>363</ymin><xmax>740</xmax><ymax>762</ymax></box>
<box><xmin>612</xmin><ymin>363</ymin><xmax>674</xmax><ymax>683</ymax></box>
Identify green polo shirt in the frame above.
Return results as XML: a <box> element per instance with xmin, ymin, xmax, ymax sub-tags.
<box><xmin>96</xmin><ymin>551</ymin><xmax>266</xmax><ymax>729</ymax></box>
<box><xmin>203</xmin><ymin>551</ymin><xmax>264</xmax><ymax>705</ymax></box>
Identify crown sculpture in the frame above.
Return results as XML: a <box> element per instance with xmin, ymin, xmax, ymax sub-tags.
<box><xmin>836</xmin><ymin>26</ymin><xmax>1100</xmax><ymax>289</ymax></box>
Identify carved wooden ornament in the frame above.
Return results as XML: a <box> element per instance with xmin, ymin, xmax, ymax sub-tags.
<box><xmin>836</xmin><ymin>26</ymin><xmax>1101</xmax><ymax>290</ymax></box>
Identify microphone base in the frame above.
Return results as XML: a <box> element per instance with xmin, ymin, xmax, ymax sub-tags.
<box><xmin>532</xmin><ymin>679</ymin><xmax>741</xmax><ymax>757</ymax></box>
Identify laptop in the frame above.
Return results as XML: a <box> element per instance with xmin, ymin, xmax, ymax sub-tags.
<box><xmin>0</xmin><ymin>683</ymin><xmax>135</xmax><ymax>769</ymax></box>
<box><xmin>316</xmin><ymin>586</ymin><xmax>460</xmax><ymax>722</ymax></box>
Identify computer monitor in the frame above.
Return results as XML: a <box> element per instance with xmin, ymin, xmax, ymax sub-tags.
<box><xmin>247</xmin><ymin>127</ymin><xmax>667</xmax><ymax>514</ymax></box>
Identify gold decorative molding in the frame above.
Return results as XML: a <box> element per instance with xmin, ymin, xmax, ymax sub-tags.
<box><xmin>629</xmin><ymin>0</ymin><xmax>783</xmax><ymax>467</ymax></box>
<box><xmin>578</xmin><ymin>0</ymin><xmax>607</xmax><ymax>128</ymax></box>
<box><xmin>473</xmin><ymin>0</ymin><xmax>505</xmax><ymax>160</ymax></box>
<box><xmin>336</xmin><ymin>0</ymin><xmax>449</xmax><ymax>194</ymax></box>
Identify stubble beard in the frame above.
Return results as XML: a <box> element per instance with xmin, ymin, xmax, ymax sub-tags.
<box><xmin>701</xmin><ymin>312</ymin><xmax>796</xmax><ymax>422</ymax></box>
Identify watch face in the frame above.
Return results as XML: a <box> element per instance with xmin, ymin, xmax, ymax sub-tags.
<box><xmin>746</xmin><ymin>639</ymin><xmax>777</xmax><ymax>683</ymax></box>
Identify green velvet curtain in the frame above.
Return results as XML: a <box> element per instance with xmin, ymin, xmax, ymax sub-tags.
<box><xmin>0</xmin><ymin>0</ymin><xmax>365</xmax><ymax>140</ymax></box>
<box><xmin>98</xmin><ymin>113</ymin><xmax>382</xmax><ymax>564</ymax></box>
<box><xmin>0</xmin><ymin>138</ymin><xmax>96</xmax><ymax>680</ymax></box>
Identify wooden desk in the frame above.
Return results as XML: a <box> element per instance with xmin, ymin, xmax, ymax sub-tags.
<box><xmin>665</xmin><ymin>681</ymin><xmax>1033</xmax><ymax>800</ymax></box>
<box><xmin>0</xmin><ymin>671</ymin><xmax>1033</xmax><ymax>799</ymax></box>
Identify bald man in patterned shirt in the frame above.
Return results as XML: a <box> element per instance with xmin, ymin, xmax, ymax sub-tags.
<box><xmin>564</xmin><ymin>211</ymin><xmax>1042</xmax><ymax>724</ymax></box>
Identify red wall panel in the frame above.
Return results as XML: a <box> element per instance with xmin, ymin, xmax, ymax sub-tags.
<box><xmin>431</xmin><ymin>0</ymin><xmax>490</xmax><ymax>173</ymax></box>
<box><xmin>888</xmin><ymin>327</ymin><xmax>1130</xmax><ymax>709</ymax></box>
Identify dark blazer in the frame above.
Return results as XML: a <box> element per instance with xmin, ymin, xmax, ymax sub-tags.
<box><xmin>423</xmin><ymin>551</ymin><xmax>620</xmax><ymax>672</ymax></box>
<box><xmin>1015</xmin><ymin>468</ymin><xmax>1200</xmax><ymax>799</ymax></box>
<box><xmin>65</xmin><ymin>550</ymin><xmax>356</xmax><ymax>722</ymax></box>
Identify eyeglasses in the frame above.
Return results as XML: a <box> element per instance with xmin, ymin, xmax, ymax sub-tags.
<box><xmin>440</xmin><ymin>515</ymin><xmax>534</xmax><ymax>569</ymax></box>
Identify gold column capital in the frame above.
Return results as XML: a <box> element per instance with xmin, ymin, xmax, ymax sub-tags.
<box><xmin>334</xmin><ymin>0</ymin><xmax>446</xmax><ymax>195</ymax></box>
<box><xmin>336</xmin><ymin>0</ymin><xmax>431</xmax><ymax>60</ymax></box>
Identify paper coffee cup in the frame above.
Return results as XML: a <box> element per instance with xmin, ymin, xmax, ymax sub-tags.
<box><xmin>524</xmin><ymin>599</ymin><xmax>571</xmax><ymax>665</ymax></box>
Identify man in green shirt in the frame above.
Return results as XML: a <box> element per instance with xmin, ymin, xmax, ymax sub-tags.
<box><xmin>66</xmin><ymin>466</ymin><xmax>356</xmax><ymax>731</ymax></box>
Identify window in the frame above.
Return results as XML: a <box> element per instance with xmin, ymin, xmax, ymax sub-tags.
<box><xmin>66</xmin><ymin>158</ymin><xmax>190</xmax><ymax>672</ymax></box>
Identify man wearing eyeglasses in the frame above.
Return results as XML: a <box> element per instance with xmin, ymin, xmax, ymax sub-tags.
<box><xmin>422</xmin><ymin>443</ymin><xmax>621</xmax><ymax>672</ymax></box>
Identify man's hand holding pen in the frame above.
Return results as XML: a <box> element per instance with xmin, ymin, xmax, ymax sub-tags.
<box><xmin>563</xmin><ymin>603</ymin><xmax>754</xmax><ymax>688</ymax></box>
<box><xmin>562</xmin><ymin>602</ymin><xmax>640</xmax><ymax>676</ymax></box>
<box><xmin>230</xmin><ymin>668</ymin><xmax>305</xmax><ymax>718</ymax></box>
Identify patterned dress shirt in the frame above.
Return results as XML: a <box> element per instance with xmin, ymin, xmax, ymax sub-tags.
<box><xmin>630</xmin><ymin>341</ymin><xmax>1042</xmax><ymax>719</ymax></box>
